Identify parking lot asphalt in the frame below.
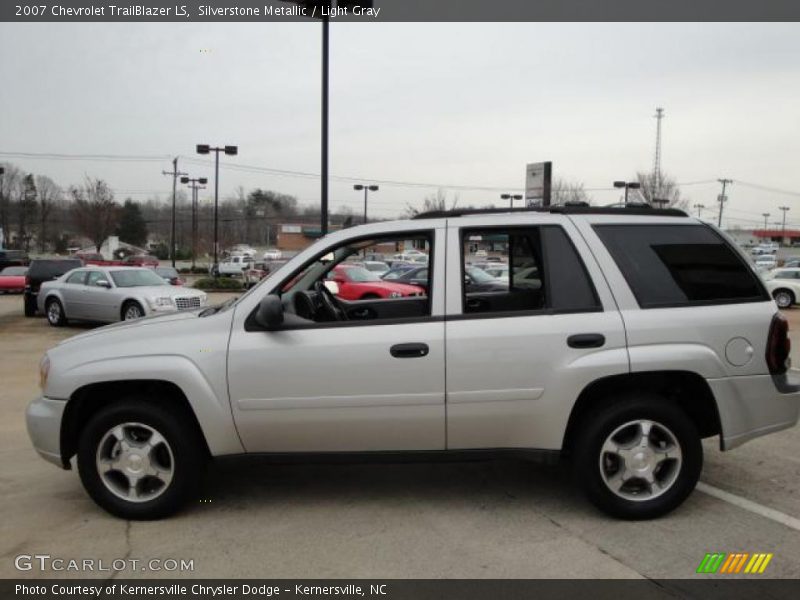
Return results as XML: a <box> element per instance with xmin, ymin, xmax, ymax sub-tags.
<box><xmin>0</xmin><ymin>292</ymin><xmax>799</xmax><ymax>580</ymax></box>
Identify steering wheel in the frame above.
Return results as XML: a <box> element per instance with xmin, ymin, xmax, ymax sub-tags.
<box><xmin>314</xmin><ymin>281</ymin><xmax>348</xmax><ymax>321</ymax></box>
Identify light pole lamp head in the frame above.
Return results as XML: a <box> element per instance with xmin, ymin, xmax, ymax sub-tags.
<box><xmin>353</xmin><ymin>184</ymin><xmax>364</xmax><ymax>191</ymax></box>
<box><xmin>368</xmin><ymin>185</ymin><xmax>379</xmax><ymax>192</ymax></box>
<box><xmin>613</xmin><ymin>181</ymin><xmax>626</xmax><ymax>189</ymax></box>
<box><xmin>224</xmin><ymin>145</ymin><xmax>238</xmax><ymax>156</ymax></box>
<box><xmin>500</xmin><ymin>193</ymin><xmax>511</xmax><ymax>200</ymax></box>
<box><xmin>628</xmin><ymin>182</ymin><xmax>642</xmax><ymax>190</ymax></box>
<box><xmin>196</xmin><ymin>144</ymin><xmax>210</xmax><ymax>155</ymax></box>
<box><xmin>512</xmin><ymin>194</ymin><xmax>523</xmax><ymax>200</ymax></box>
<box><xmin>199</xmin><ymin>178</ymin><xmax>208</xmax><ymax>185</ymax></box>
<box><xmin>180</xmin><ymin>176</ymin><xmax>190</xmax><ymax>184</ymax></box>
<box><xmin>0</xmin><ymin>167</ymin><xmax>5</xmax><ymax>175</ymax></box>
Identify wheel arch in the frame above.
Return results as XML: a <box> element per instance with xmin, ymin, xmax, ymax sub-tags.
<box><xmin>562</xmin><ymin>371</ymin><xmax>722</xmax><ymax>456</ymax></box>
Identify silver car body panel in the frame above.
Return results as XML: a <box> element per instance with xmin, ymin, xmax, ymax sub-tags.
<box><xmin>26</xmin><ymin>214</ymin><xmax>799</xmax><ymax>467</ymax></box>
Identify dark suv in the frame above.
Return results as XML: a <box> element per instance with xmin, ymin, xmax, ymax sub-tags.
<box><xmin>0</xmin><ymin>249</ymin><xmax>29</xmax><ymax>271</ymax></box>
<box><xmin>23</xmin><ymin>259</ymin><xmax>83</xmax><ymax>317</ymax></box>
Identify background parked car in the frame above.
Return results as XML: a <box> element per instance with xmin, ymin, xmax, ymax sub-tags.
<box><xmin>262</xmin><ymin>248</ymin><xmax>283</xmax><ymax>261</ymax></box>
<box><xmin>381</xmin><ymin>263</ymin><xmax>418</xmax><ymax>279</ymax></box>
<box><xmin>382</xmin><ymin>265</ymin><xmax>430</xmax><ymax>292</ymax></box>
<box><xmin>38</xmin><ymin>266</ymin><xmax>208</xmax><ymax>326</ymax></box>
<box><xmin>153</xmin><ymin>266</ymin><xmax>184</xmax><ymax>286</ymax></box>
<box><xmin>362</xmin><ymin>260</ymin><xmax>390</xmax><ymax>275</ymax></box>
<box><xmin>328</xmin><ymin>264</ymin><xmax>425</xmax><ymax>300</ymax></box>
<box><xmin>761</xmin><ymin>267</ymin><xmax>800</xmax><ymax>308</ymax></box>
<box><xmin>74</xmin><ymin>252</ymin><xmax>127</xmax><ymax>267</ymax></box>
<box><xmin>754</xmin><ymin>255</ymin><xmax>778</xmax><ymax>272</ymax></box>
<box><xmin>0</xmin><ymin>249</ymin><xmax>29</xmax><ymax>271</ymax></box>
<box><xmin>0</xmin><ymin>266</ymin><xmax>28</xmax><ymax>293</ymax></box>
<box><xmin>23</xmin><ymin>258</ymin><xmax>83</xmax><ymax>317</ymax></box>
<box><xmin>123</xmin><ymin>254</ymin><xmax>159</xmax><ymax>267</ymax></box>
<box><xmin>463</xmin><ymin>266</ymin><xmax>509</xmax><ymax>293</ymax></box>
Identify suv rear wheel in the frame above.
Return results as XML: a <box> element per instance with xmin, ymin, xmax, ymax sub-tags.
<box><xmin>77</xmin><ymin>398</ymin><xmax>207</xmax><ymax>520</ymax></box>
<box><xmin>573</xmin><ymin>393</ymin><xmax>702</xmax><ymax>520</ymax></box>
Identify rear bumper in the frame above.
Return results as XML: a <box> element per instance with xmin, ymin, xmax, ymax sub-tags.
<box><xmin>708</xmin><ymin>373</ymin><xmax>800</xmax><ymax>450</ymax></box>
<box><xmin>26</xmin><ymin>395</ymin><xmax>67</xmax><ymax>468</ymax></box>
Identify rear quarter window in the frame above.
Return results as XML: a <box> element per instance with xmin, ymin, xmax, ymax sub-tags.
<box><xmin>593</xmin><ymin>224</ymin><xmax>768</xmax><ymax>308</ymax></box>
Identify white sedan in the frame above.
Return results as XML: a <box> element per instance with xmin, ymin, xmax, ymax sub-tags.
<box><xmin>762</xmin><ymin>268</ymin><xmax>800</xmax><ymax>308</ymax></box>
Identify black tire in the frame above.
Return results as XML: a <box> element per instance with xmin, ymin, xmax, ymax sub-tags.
<box><xmin>77</xmin><ymin>398</ymin><xmax>207</xmax><ymax>520</ymax></box>
<box><xmin>121</xmin><ymin>301</ymin><xmax>144</xmax><ymax>321</ymax></box>
<box><xmin>573</xmin><ymin>393</ymin><xmax>702</xmax><ymax>520</ymax></box>
<box><xmin>24</xmin><ymin>293</ymin><xmax>36</xmax><ymax>317</ymax></box>
<box><xmin>772</xmin><ymin>289</ymin><xmax>794</xmax><ymax>309</ymax></box>
<box><xmin>45</xmin><ymin>297</ymin><xmax>67</xmax><ymax>327</ymax></box>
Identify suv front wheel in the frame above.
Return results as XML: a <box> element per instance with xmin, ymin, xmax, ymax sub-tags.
<box><xmin>77</xmin><ymin>398</ymin><xmax>207</xmax><ymax>520</ymax></box>
<box><xmin>573</xmin><ymin>394</ymin><xmax>702</xmax><ymax>520</ymax></box>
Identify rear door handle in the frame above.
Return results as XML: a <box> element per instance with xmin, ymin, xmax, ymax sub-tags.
<box><xmin>567</xmin><ymin>333</ymin><xmax>605</xmax><ymax>349</ymax></box>
<box><xmin>390</xmin><ymin>343</ymin><xmax>429</xmax><ymax>358</ymax></box>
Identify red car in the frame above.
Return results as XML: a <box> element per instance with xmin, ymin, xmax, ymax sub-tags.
<box><xmin>0</xmin><ymin>266</ymin><xmax>28</xmax><ymax>293</ymax></box>
<box><xmin>328</xmin><ymin>265</ymin><xmax>425</xmax><ymax>301</ymax></box>
<box><xmin>75</xmin><ymin>252</ymin><xmax>127</xmax><ymax>267</ymax></box>
<box><xmin>123</xmin><ymin>254</ymin><xmax>159</xmax><ymax>267</ymax></box>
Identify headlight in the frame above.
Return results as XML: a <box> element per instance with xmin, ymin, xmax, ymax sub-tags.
<box><xmin>390</xmin><ymin>291</ymin><xmax>402</xmax><ymax>298</ymax></box>
<box><xmin>39</xmin><ymin>354</ymin><xmax>50</xmax><ymax>390</ymax></box>
<box><xmin>148</xmin><ymin>296</ymin><xmax>175</xmax><ymax>309</ymax></box>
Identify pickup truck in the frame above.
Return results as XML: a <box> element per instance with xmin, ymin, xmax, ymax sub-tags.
<box><xmin>212</xmin><ymin>255</ymin><xmax>255</xmax><ymax>277</ymax></box>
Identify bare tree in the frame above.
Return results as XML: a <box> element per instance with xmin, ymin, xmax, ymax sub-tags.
<box><xmin>635</xmin><ymin>171</ymin><xmax>688</xmax><ymax>209</ymax></box>
<box><xmin>35</xmin><ymin>175</ymin><xmax>61</xmax><ymax>252</ymax></box>
<box><xmin>70</xmin><ymin>178</ymin><xmax>119</xmax><ymax>252</ymax></box>
<box><xmin>17</xmin><ymin>174</ymin><xmax>38</xmax><ymax>253</ymax></box>
<box><xmin>403</xmin><ymin>189</ymin><xmax>460</xmax><ymax>218</ymax></box>
<box><xmin>550</xmin><ymin>178</ymin><xmax>591</xmax><ymax>205</ymax></box>
<box><xmin>0</xmin><ymin>163</ymin><xmax>22</xmax><ymax>244</ymax></box>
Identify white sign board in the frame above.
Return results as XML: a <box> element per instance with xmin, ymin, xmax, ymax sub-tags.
<box><xmin>525</xmin><ymin>161</ymin><xmax>552</xmax><ymax>206</ymax></box>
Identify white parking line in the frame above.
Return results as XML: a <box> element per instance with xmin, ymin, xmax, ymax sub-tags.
<box><xmin>697</xmin><ymin>482</ymin><xmax>800</xmax><ymax>532</ymax></box>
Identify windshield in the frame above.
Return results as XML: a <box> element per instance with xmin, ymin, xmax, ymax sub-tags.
<box><xmin>466</xmin><ymin>266</ymin><xmax>495</xmax><ymax>283</ymax></box>
<box><xmin>156</xmin><ymin>267</ymin><xmax>178</xmax><ymax>278</ymax></box>
<box><xmin>110</xmin><ymin>269</ymin><xmax>168</xmax><ymax>287</ymax></box>
<box><xmin>1</xmin><ymin>267</ymin><xmax>27</xmax><ymax>276</ymax></box>
<box><xmin>340</xmin><ymin>267</ymin><xmax>381</xmax><ymax>282</ymax></box>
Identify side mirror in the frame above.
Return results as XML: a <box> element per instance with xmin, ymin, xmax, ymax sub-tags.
<box><xmin>255</xmin><ymin>295</ymin><xmax>284</xmax><ymax>330</ymax></box>
<box><xmin>96</xmin><ymin>279</ymin><xmax>111</xmax><ymax>288</ymax></box>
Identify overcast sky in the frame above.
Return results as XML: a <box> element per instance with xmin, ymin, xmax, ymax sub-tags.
<box><xmin>1</xmin><ymin>22</ymin><xmax>798</xmax><ymax>228</ymax></box>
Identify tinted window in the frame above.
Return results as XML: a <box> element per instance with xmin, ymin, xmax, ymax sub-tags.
<box><xmin>29</xmin><ymin>260</ymin><xmax>83</xmax><ymax>279</ymax></box>
<box><xmin>594</xmin><ymin>224</ymin><xmax>767</xmax><ymax>308</ymax></box>
<box><xmin>542</xmin><ymin>227</ymin><xmax>601</xmax><ymax>312</ymax></box>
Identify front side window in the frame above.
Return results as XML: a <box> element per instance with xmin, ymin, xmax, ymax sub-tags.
<box><xmin>460</xmin><ymin>226</ymin><xmax>599</xmax><ymax>315</ymax></box>
<box><xmin>86</xmin><ymin>271</ymin><xmax>109</xmax><ymax>287</ymax></box>
<box><xmin>275</xmin><ymin>233</ymin><xmax>433</xmax><ymax>326</ymax></box>
<box><xmin>594</xmin><ymin>224</ymin><xmax>768</xmax><ymax>308</ymax></box>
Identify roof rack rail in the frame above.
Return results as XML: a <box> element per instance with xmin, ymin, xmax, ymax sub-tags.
<box><xmin>411</xmin><ymin>205</ymin><xmax>688</xmax><ymax>219</ymax></box>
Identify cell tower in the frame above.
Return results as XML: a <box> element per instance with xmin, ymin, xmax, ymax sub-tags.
<box><xmin>652</xmin><ymin>107</ymin><xmax>665</xmax><ymax>199</ymax></box>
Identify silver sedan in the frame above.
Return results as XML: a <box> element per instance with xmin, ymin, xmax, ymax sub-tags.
<box><xmin>38</xmin><ymin>266</ymin><xmax>208</xmax><ymax>326</ymax></box>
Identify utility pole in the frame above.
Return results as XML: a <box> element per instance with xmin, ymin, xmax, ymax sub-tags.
<box><xmin>693</xmin><ymin>203</ymin><xmax>705</xmax><ymax>218</ymax></box>
<box><xmin>779</xmin><ymin>206</ymin><xmax>790</xmax><ymax>245</ymax></box>
<box><xmin>716</xmin><ymin>178</ymin><xmax>732</xmax><ymax>227</ymax></box>
<box><xmin>321</xmin><ymin>15</ymin><xmax>329</xmax><ymax>235</ymax></box>
<box><xmin>162</xmin><ymin>158</ymin><xmax>187</xmax><ymax>268</ymax></box>
<box><xmin>652</xmin><ymin>107</ymin><xmax>665</xmax><ymax>199</ymax></box>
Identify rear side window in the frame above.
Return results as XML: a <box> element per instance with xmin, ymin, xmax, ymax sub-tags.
<box><xmin>30</xmin><ymin>260</ymin><xmax>82</xmax><ymax>279</ymax></box>
<box><xmin>594</xmin><ymin>224</ymin><xmax>768</xmax><ymax>308</ymax></box>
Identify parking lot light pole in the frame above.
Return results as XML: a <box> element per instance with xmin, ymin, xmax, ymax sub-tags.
<box><xmin>196</xmin><ymin>144</ymin><xmax>237</xmax><ymax>273</ymax></box>
<box><xmin>693</xmin><ymin>203</ymin><xmax>705</xmax><ymax>218</ymax></box>
<box><xmin>0</xmin><ymin>167</ymin><xmax>4</xmax><ymax>249</ymax></box>
<box><xmin>181</xmin><ymin>176</ymin><xmax>208</xmax><ymax>270</ymax></box>
<box><xmin>613</xmin><ymin>181</ymin><xmax>641</xmax><ymax>205</ymax></box>
<box><xmin>162</xmin><ymin>158</ymin><xmax>187</xmax><ymax>268</ymax></box>
<box><xmin>353</xmin><ymin>184</ymin><xmax>379</xmax><ymax>224</ymax></box>
<box><xmin>500</xmin><ymin>193</ymin><xmax>523</xmax><ymax>209</ymax></box>
<box><xmin>762</xmin><ymin>212</ymin><xmax>770</xmax><ymax>232</ymax></box>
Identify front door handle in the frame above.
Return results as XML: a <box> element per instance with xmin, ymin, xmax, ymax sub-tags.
<box><xmin>390</xmin><ymin>343</ymin><xmax>429</xmax><ymax>358</ymax></box>
<box><xmin>567</xmin><ymin>333</ymin><xmax>605</xmax><ymax>349</ymax></box>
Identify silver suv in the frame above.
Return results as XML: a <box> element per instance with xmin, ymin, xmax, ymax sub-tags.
<box><xmin>26</xmin><ymin>206</ymin><xmax>800</xmax><ymax>520</ymax></box>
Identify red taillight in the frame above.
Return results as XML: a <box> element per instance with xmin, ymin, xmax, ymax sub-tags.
<box><xmin>766</xmin><ymin>313</ymin><xmax>791</xmax><ymax>375</ymax></box>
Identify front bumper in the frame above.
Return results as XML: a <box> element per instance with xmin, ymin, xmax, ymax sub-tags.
<box><xmin>26</xmin><ymin>395</ymin><xmax>67</xmax><ymax>468</ymax></box>
<box><xmin>709</xmin><ymin>373</ymin><xmax>800</xmax><ymax>450</ymax></box>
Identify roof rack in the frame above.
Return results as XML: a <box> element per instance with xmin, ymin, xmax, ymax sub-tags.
<box><xmin>411</xmin><ymin>205</ymin><xmax>688</xmax><ymax>219</ymax></box>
